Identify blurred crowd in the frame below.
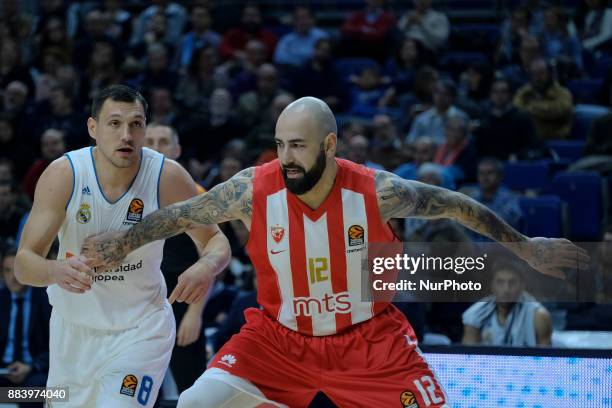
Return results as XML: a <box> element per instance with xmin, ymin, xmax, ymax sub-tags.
<box><xmin>1</xmin><ymin>0</ymin><xmax>612</xmax><ymax>402</ymax></box>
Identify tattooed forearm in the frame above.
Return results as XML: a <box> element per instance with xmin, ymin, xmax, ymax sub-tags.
<box><xmin>121</xmin><ymin>168</ymin><xmax>254</xmax><ymax>254</ymax></box>
<box><xmin>375</xmin><ymin>170</ymin><xmax>526</xmax><ymax>243</ymax></box>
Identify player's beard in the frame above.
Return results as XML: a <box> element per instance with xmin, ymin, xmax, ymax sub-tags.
<box><xmin>282</xmin><ymin>145</ymin><xmax>327</xmax><ymax>195</ymax></box>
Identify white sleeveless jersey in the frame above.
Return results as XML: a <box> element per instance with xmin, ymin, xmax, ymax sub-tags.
<box><xmin>49</xmin><ymin>146</ymin><xmax>167</xmax><ymax>330</ymax></box>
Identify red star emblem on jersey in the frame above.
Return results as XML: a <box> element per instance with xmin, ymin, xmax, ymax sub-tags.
<box><xmin>270</xmin><ymin>226</ymin><xmax>285</xmax><ymax>244</ymax></box>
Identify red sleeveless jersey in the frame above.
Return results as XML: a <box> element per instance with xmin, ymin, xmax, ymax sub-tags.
<box><xmin>246</xmin><ymin>158</ymin><xmax>397</xmax><ymax>336</ymax></box>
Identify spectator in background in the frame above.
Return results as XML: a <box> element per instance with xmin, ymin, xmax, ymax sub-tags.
<box><xmin>340</xmin><ymin>0</ymin><xmax>396</xmax><ymax>62</ymax></box>
<box><xmin>475</xmin><ymin>78</ymin><xmax>540</xmax><ymax>160</ymax></box>
<box><xmin>0</xmin><ymin>246</ymin><xmax>51</xmax><ymax>404</ymax></box>
<box><xmin>130</xmin><ymin>0</ymin><xmax>187</xmax><ymax>50</ymax></box>
<box><xmin>274</xmin><ymin>6</ymin><xmax>328</xmax><ymax>68</ymax></box>
<box><xmin>595</xmin><ymin>224</ymin><xmax>612</xmax><ymax>303</ymax></box>
<box><xmin>502</xmin><ymin>34</ymin><xmax>542</xmax><ymax>90</ymax></box>
<box><xmin>81</xmin><ymin>40</ymin><xmax>122</xmax><ymax>106</ymax></box>
<box><xmin>135</xmin><ymin>42</ymin><xmax>178</xmax><ymax>92</ymax></box>
<box><xmin>462</xmin><ymin>259</ymin><xmax>552</xmax><ymax>347</ymax></box>
<box><xmin>237</xmin><ymin>64</ymin><xmax>290</xmax><ymax>130</ymax></box>
<box><xmin>144</xmin><ymin>124</ymin><xmax>209</xmax><ymax>393</ymax></box>
<box><xmin>472</xmin><ymin>158</ymin><xmax>523</xmax><ymax>229</ymax></box>
<box><xmin>1</xmin><ymin>81</ymin><xmax>35</xmax><ymax>144</ymax></box>
<box><xmin>433</xmin><ymin>115</ymin><xmax>477</xmax><ymax>182</ymax></box>
<box><xmin>247</xmin><ymin>93</ymin><xmax>295</xmax><ymax>157</ymax></box>
<box><xmin>35</xmin><ymin>85</ymin><xmax>87</xmax><ymax>150</ymax></box>
<box><xmin>0</xmin><ymin>158</ymin><xmax>14</xmax><ymax>183</ymax></box>
<box><xmin>72</xmin><ymin>9</ymin><xmax>118</xmax><ymax>71</ymax></box>
<box><xmin>569</xmin><ymin>109</ymin><xmax>612</xmax><ymax>174</ymax></box>
<box><xmin>35</xmin><ymin>16</ymin><xmax>72</xmax><ymax>63</ymax></box>
<box><xmin>131</xmin><ymin>10</ymin><xmax>176</xmax><ymax>60</ymax></box>
<box><xmin>148</xmin><ymin>87</ymin><xmax>179</xmax><ymax>127</ymax></box>
<box><xmin>0</xmin><ymin>38</ymin><xmax>35</xmax><ymax>95</ymax></box>
<box><xmin>370</xmin><ymin>114</ymin><xmax>406</xmax><ymax>170</ymax></box>
<box><xmin>407</xmin><ymin>78</ymin><xmax>467</xmax><ymax>145</ymax></box>
<box><xmin>175</xmin><ymin>47</ymin><xmax>221</xmax><ymax>114</ymax></box>
<box><xmin>383</xmin><ymin>37</ymin><xmax>426</xmax><ymax>106</ymax></box>
<box><xmin>496</xmin><ymin>7</ymin><xmax>534</xmax><ymax>65</ymax></box>
<box><xmin>398</xmin><ymin>0</ymin><xmax>450</xmax><ymax>55</ymax></box>
<box><xmin>0</xmin><ymin>115</ymin><xmax>33</xmax><ymax>180</ymax></box>
<box><xmin>395</xmin><ymin>136</ymin><xmax>434</xmax><ymax>176</ymax></box>
<box><xmin>219</xmin><ymin>5</ymin><xmax>278</xmax><ymax>61</ymax></box>
<box><xmin>22</xmin><ymin>128</ymin><xmax>65</xmax><ymax>202</ymax></box>
<box><xmin>514</xmin><ymin>58</ymin><xmax>573</xmax><ymax>140</ymax></box>
<box><xmin>174</xmin><ymin>6</ymin><xmax>221</xmax><ymax>73</ymax></box>
<box><xmin>0</xmin><ymin>183</ymin><xmax>28</xmax><ymax>243</ymax></box>
<box><xmin>223</xmin><ymin>40</ymin><xmax>268</xmax><ymax>98</ymax></box>
<box><xmin>347</xmin><ymin>64</ymin><xmax>391</xmax><ymax>117</ymax></box>
<box><xmin>290</xmin><ymin>38</ymin><xmax>344</xmax><ymax>112</ymax></box>
<box><xmin>32</xmin><ymin>47</ymin><xmax>69</xmax><ymax>103</ymax></box>
<box><xmin>539</xmin><ymin>6</ymin><xmax>583</xmax><ymax>78</ymax></box>
<box><xmin>456</xmin><ymin>62</ymin><xmax>494</xmax><ymax>120</ymax></box>
<box><xmin>347</xmin><ymin>134</ymin><xmax>384</xmax><ymax>169</ymax></box>
<box><xmin>102</xmin><ymin>0</ymin><xmax>133</xmax><ymax>44</ymax></box>
<box><xmin>188</xmin><ymin>89</ymin><xmax>242</xmax><ymax>180</ymax></box>
<box><xmin>581</xmin><ymin>0</ymin><xmax>612</xmax><ymax>53</ymax></box>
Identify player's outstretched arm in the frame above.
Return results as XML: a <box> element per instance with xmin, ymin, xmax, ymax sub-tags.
<box><xmin>82</xmin><ymin>167</ymin><xmax>254</xmax><ymax>269</ymax></box>
<box><xmin>158</xmin><ymin>159</ymin><xmax>232</xmax><ymax>307</ymax></box>
<box><xmin>374</xmin><ymin>170</ymin><xmax>589</xmax><ymax>279</ymax></box>
<box><xmin>15</xmin><ymin>158</ymin><xmax>95</xmax><ymax>293</ymax></box>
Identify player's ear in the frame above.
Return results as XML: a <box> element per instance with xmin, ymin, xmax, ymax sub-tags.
<box><xmin>324</xmin><ymin>133</ymin><xmax>337</xmax><ymax>157</ymax></box>
<box><xmin>87</xmin><ymin>117</ymin><xmax>97</xmax><ymax>141</ymax></box>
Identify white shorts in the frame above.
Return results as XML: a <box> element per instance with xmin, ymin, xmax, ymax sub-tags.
<box><xmin>47</xmin><ymin>305</ymin><xmax>175</xmax><ymax>408</ymax></box>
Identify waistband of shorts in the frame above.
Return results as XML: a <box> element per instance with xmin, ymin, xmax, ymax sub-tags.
<box><xmin>51</xmin><ymin>305</ymin><xmax>168</xmax><ymax>336</ymax></box>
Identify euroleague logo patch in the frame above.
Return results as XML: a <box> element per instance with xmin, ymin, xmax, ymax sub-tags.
<box><xmin>119</xmin><ymin>374</ymin><xmax>138</xmax><ymax>397</ymax></box>
<box><xmin>347</xmin><ymin>224</ymin><xmax>364</xmax><ymax>246</ymax></box>
<box><xmin>126</xmin><ymin>198</ymin><xmax>144</xmax><ymax>223</ymax></box>
<box><xmin>400</xmin><ymin>390</ymin><xmax>419</xmax><ymax>408</ymax></box>
<box><xmin>76</xmin><ymin>203</ymin><xmax>91</xmax><ymax>224</ymax></box>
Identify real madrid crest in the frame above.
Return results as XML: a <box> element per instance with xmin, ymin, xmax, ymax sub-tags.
<box><xmin>76</xmin><ymin>203</ymin><xmax>91</xmax><ymax>224</ymax></box>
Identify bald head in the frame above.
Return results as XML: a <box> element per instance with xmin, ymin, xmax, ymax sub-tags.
<box><xmin>275</xmin><ymin>97</ymin><xmax>338</xmax><ymax>195</ymax></box>
<box><xmin>278</xmin><ymin>97</ymin><xmax>337</xmax><ymax>142</ymax></box>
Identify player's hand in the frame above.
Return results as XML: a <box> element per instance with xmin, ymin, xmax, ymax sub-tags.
<box><xmin>6</xmin><ymin>362</ymin><xmax>32</xmax><ymax>384</ymax></box>
<box><xmin>514</xmin><ymin>237</ymin><xmax>590</xmax><ymax>279</ymax></box>
<box><xmin>177</xmin><ymin>310</ymin><xmax>203</xmax><ymax>347</ymax></box>
<box><xmin>81</xmin><ymin>230</ymin><xmax>128</xmax><ymax>270</ymax></box>
<box><xmin>168</xmin><ymin>259</ymin><xmax>216</xmax><ymax>305</ymax></box>
<box><xmin>49</xmin><ymin>256</ymin><xmax>95</xmax><ymax>294</ymax></box>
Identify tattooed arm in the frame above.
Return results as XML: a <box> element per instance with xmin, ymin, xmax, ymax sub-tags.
<box><xmin>82</xmin><ymin>167</ymin><xmax>254</xmax><ymax>269</ymax></box>
<box><xmin>375</xmin><ymin>170</ymin><xmax>589</xmax><ymax>278</ymax></box>
<box><xmin>376</xmin><ymin>170</ymin><xmax>525</xmax><ymax>242</ymax></box>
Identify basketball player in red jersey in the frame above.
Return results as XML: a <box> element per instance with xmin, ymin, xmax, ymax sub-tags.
<box><xmin>83</xmin><ymin>97</ymin><xmax>588</xmax><ymax>408</ymax></box>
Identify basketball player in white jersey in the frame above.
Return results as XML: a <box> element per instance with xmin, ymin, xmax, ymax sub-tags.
<box><xmin>82</xmin><ymin>97</ymin><xmax>588</xmax><ymax>408</ymax></box>
<box><xmin>14</xmin><ymin>85</ymin><xmax>231</xmax><ymax>407</ymax></box>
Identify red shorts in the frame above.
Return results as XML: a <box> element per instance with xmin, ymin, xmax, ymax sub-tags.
<box><xmin>209</xmin><ymin>306</ymin><xmax>448</xmax><ymax>408</ymax></box>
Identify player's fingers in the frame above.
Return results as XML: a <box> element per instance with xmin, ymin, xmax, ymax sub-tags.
<box><xmin>185</xmin><ymin>288</ymin><xmax>202</xmax><ymax>305</ymax></box>
<box><xmin>176</xmin><ymin>327</ymin><xmax>185</xmax><ymax>347</ymax></box>
<box><xmin>59</xmin><ymin>281</ymin><xmax>85</xmax><ymax>294</ymax></box>
<box><xmin>66</xmin><ymin>275</ymin><xmax>91</xmax><ymax>291</ymax></box>
<box><xmin>168</xmin><ymin>284</ymin><xmax>186</xmax><ymax>304</ymax></box>
<box><xmin>70</xmin><ymin>259</ymin><xmax>96</xmax><ymax>279</ymax></box>
<box><xmin>68</xmin><ymin>269</ymin><xmax>93</xmax><ymax>289</ymax></box>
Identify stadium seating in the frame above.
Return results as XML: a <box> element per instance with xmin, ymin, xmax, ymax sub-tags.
<box><xmin>567</xmin><ymin>79</ymin><xmax>604</xmax><ymax>104</ymax></box>
<box><xmin>334</xmin><ymin>57</ymin><xmax>378</xmax><ymax>83</ymax></box>
<box><xmin>519</xmin><ymin>196</ymin><xmax>565</xmax><ymax>238</ymax></box>
<box><xmin>571</xmin><ymin>104</ymin><xmax>610</xmax><ymax>139</ymax></box>
<box><xmin>503</xmin><ymin>161</ymin><xmax>550</xmax><ymax>192</ymax></box>
<box><xmin>549</xmin><ymin>171</ymin><xmax>606</xmax><ymax>240</ymax></box>
<box><xmin>546</xmin><ymin>140</ymin><xmax>585</xmax><ymax>162</ymax></box>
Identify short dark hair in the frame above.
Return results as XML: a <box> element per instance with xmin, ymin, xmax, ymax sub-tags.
<box><xmin>491</xmin><ymin>258</ymin><xmax>525</xmax><ymax>282</ymax></box>
<box><xmin>478</xmin><ymin>157</ymin><xmax>504</xmax><ymax>176</ymax></box>
<box><xmin>91</xmin><ymin>85</ymin><xmax>147</xmax><ymax>120</ymax></box>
